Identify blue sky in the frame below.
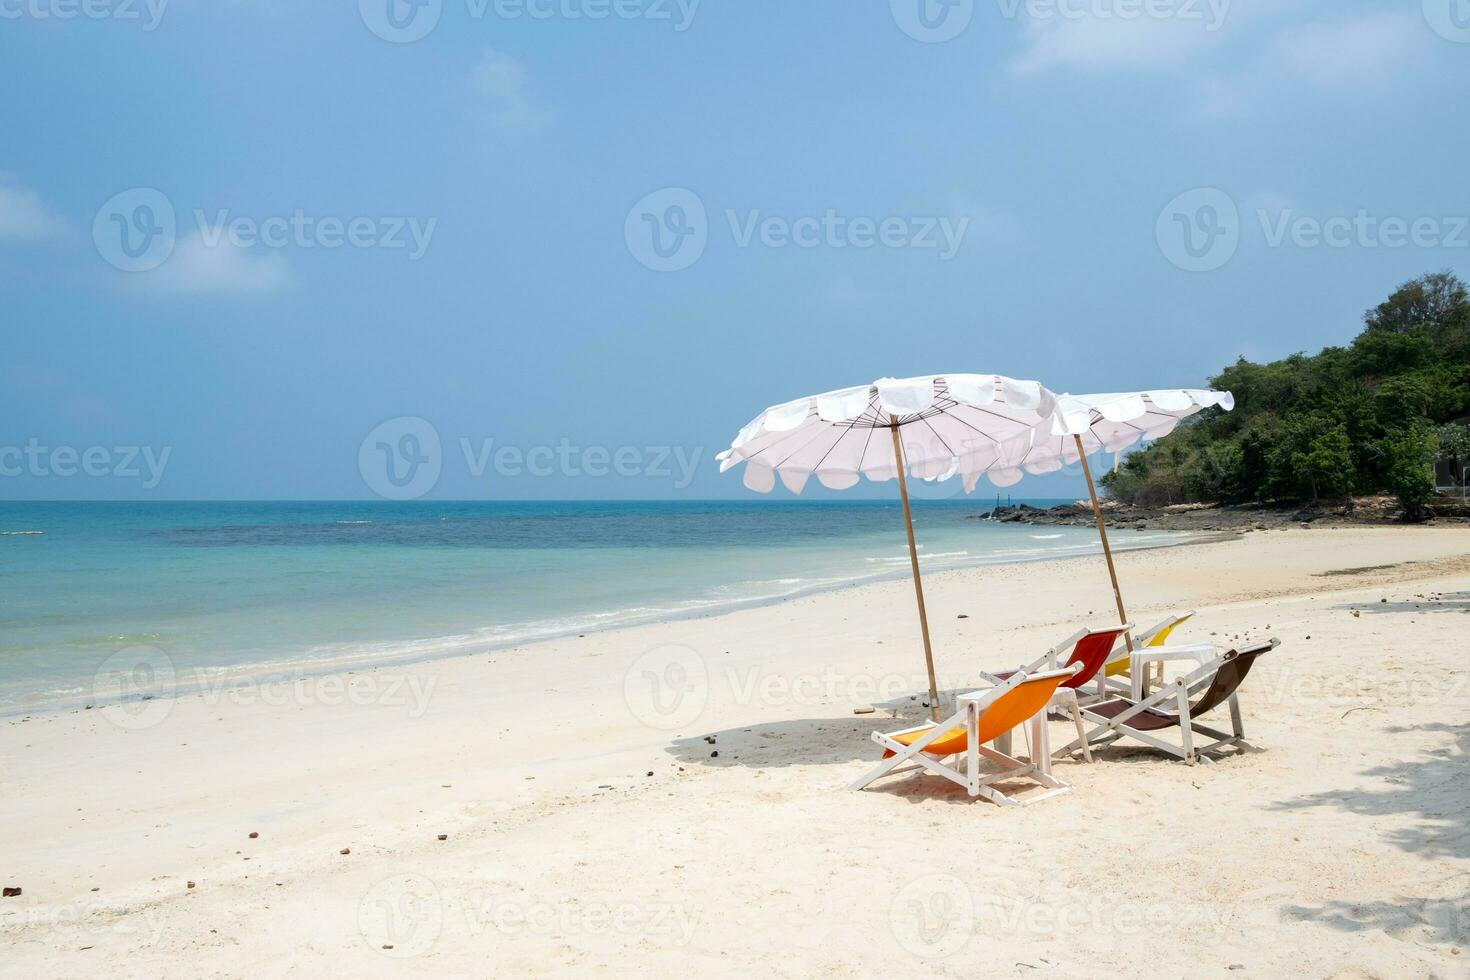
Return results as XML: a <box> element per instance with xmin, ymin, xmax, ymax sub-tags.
<box><xmin>2</xmin><ymin>0</ymin><xmax>1468</xmax><ymax>500</ymax></box>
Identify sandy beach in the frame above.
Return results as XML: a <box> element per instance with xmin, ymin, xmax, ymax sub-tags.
<box><xmin>4</xmin><ymin>526</ymin><xmax>1469</xmax><ymax>977</ymax></box>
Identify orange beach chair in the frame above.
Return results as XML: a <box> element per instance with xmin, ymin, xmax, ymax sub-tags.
<box><xmin>850</xmin><ymin>665</ymin><xmax>1080</xmax><ymax>806</ymax></box>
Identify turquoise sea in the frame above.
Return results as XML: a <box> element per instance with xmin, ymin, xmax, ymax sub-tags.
<box><xmin>0</xmin><ymin>500</ymin><xmax>1187</xmax><ymax>712</ymax></box>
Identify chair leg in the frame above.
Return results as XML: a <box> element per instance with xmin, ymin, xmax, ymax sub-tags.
<box><xmin>1069</xmin><ymin>701</ymin><xmax>1093</xmax><ymax>764</ymax></box>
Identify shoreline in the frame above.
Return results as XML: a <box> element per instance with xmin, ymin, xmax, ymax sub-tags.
<box><xmin>0</xmin><ymin>526</ymin><xmax>1219</xmax><ymax>722</ymax></box>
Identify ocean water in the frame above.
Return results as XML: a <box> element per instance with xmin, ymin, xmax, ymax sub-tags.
<box><xmin>0</xmin><ymin>500</ymin><xmax>1187</xmax><ymax>712</ymax></box>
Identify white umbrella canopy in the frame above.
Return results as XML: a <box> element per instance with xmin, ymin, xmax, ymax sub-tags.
<box><xmin>994</xmin><ymin>386</ymin><xmax>1236</xmax><ymax>678</ymax></box>
<box><xmin>717</xmin><ymin>374</ymin><xmax>1061</xmax><ymax>494</ymax></box>
<box><xmin>1012</xmin><ymin>388</ymin><xmax>1235</xmax><ymax>476</ymax></box>
<box><xmin>718</xmin><ymin>373</ymin><xmax>1062</xmax><ymax>722</ymax></box>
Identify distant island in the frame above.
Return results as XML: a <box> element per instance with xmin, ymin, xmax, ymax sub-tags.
<box><xmin>1097</xmin><ymin>271</ymin><xmax>1470</xmax><ymax>523</ymax></box>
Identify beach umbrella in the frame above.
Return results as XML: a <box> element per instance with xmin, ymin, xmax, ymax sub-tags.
<box><xmin>718</xmin><ymin>374</ymin><xmax>1060</xmax><ymax>721</ymax></box>
<box><xmin>1005</xmin><ymin>389</ymin><xmax>1236</xmax><ymax>662</ymax></box>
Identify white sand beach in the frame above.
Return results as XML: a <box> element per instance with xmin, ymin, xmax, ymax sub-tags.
<box><xmin>4</xmin><ymin>526</ymin><xmax>1469</xmax><ymax>978</ymax></box>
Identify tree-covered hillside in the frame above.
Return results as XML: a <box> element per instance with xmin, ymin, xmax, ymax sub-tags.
<box><xmin>1101</xmin><ymin>272</ymin><xmax>1470</xmax><ymax>520</ymax></box>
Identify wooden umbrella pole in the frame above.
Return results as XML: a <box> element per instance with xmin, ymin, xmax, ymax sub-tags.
<box><xmin>1075</xmin><ymin>435</ymin><xmax>1135</xmax><ymax>658</ymax></box>
<box><xmin>891</xmin><ymin>422</ymin><xmax>941</xmax><ymax>723</ymax></box>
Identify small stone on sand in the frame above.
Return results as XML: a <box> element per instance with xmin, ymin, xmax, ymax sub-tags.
<box><xmin>339</xmin><ymin>848</ymin><xmax>351</xmax><ymax>855</ymax></box>
<box><xmin>853</xmin><ymin>706</ymin><xmax>875</xmax><ymax>715</ymax></box>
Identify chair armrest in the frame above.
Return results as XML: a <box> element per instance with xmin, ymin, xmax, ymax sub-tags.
<box><xmin>1133</xmin><ymin>643</ymin><xmax>1215</xmax><ymax>663</ymax></box>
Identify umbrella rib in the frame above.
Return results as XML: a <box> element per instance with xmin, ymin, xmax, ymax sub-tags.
<box><xmin>942</xmin><ymin>409</ymin><xmax>1005</xmax><ymax>448</ymax></box>
<box><xmin>916</xmin><ymin>414</ymin><xmax>958</xmax><ymax>458</ymax></box>
<box><xmin>765</xmin><ymin>421</ymin><xmax>848</xmax><ymax>470</ymax></box>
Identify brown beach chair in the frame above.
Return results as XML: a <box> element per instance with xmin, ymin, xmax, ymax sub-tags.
<box><xmin>1057</xmin><ymin>638</ymin><xmax>1280</xmax><ymax>764</ymax></box>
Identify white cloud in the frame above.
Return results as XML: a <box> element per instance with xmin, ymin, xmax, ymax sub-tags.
<box><xmin>471</xmin><ymin>48</ymin><xmax>552</xmax><ymax>132</ymax></box>
<box><xmin>0</xmin><ymin>175</ymin><xmax>66</xmax><ymax>241</ymax></box>
<box><xmin>1267</xmin><ymin>11</ymin><xmax>1424</xmax><ymax>88</ymax></box>
<box><xmin>1195</xmin><ymin>10</ymin><xmax>1429</xmax><ymax>117</ymax></box>
<box><xmin>1003</xmin><ymin>2</ymin><xmax>1431</xmax><ymax>119</ymax></box>
<box><xmin>949</xmin><ymin>196</ymin><xmax>1024</xmax><ymax>245</ymax></box>
<box><xmin>1008</xmin><ymin>8</ymin><xmax>1229</xmax><ymax>76</ymax></box>
<box><xmin>136</xmin><ymin>231</ymin><xmax>294</xmax><ymax>295</ymax></box>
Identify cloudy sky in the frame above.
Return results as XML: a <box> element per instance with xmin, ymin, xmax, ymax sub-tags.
<box><xmin>3</xmin><ymin>0</ymin><xmax>1468</xmax><ymax>499</ymax></box>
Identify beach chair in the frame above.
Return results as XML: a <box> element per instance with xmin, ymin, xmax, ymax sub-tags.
<box><xmin>1100</xmin><ymin>610</ymin><xmax>1204</xmax><ymax>697</ymax></box>
<box><xmin>977</xmin><ymin>624</ymin><xmax>1132</xmax><ymax>764</ymax></box>
<box><xmin>850</xmin><ymin>665</ymin><xmax>1080</xmax><ymax>806</ymax></box>
<box><xmin>1057</xmin><ymin>638</ymin><xmax>1280</xmax><ymax>765</ymax></box>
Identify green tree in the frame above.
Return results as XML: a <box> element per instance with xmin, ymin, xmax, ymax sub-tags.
<box><xmin>1381</xmin><ymin>426</ymin><xmax>1437</xmax><ymax>521</ymax></box>
<box><xmin>1363</xmin><ymin>270</ymin><xmax>1467</xmax><ymax>334</ymax></box>
<box><xmin>1102</xmin><ymin>272</ymin><xmax>1470</xmax><ymax>508</ymax></box>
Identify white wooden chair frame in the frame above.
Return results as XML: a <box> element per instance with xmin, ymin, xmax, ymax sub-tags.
<box><xmin>850</xmin><ymin>665</ymin><xmax>1080</xmax><ymax>806</ymax></box>
<box><xmin>976</xmin><ymin>624</ymin><xmax>1133</xmax><ymax>764</ymax></box>
<box><xmin>1097</xmin><ymin>610</ymin><xmax>1200</xmax><ymax>699</ymax></box>
<box><xmin>1056</xmin><ymin>640</ymin><xmax>1277</xmax><ymax>765</ymax></box>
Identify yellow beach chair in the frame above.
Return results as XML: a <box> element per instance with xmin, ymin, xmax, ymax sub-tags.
<box><xmin>1101</xmin><ymin>610</ymin><xmax>1200</xmax><ymax>697</ymax></box>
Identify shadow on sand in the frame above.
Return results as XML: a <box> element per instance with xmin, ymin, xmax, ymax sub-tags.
<box><xmin>660</xmin><ymin>690</ymin><xmax>1121</xmax><ymax>805</ymax></box>
<box><xmin>1269</xmin><ymin>722</ymin><xmax>1470</xmax><ymax>945</ymax></box>
<box><xmin>1335</xmin><ymin>591</ymin><xmax>1470</xmax><ymax>616</ymax></box>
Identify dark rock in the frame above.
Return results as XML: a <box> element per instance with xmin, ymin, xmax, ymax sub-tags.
<box><xmin>2</xmin><ymin>887</ymin><xmax>20</xmax><ymax>897</ymax></box>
